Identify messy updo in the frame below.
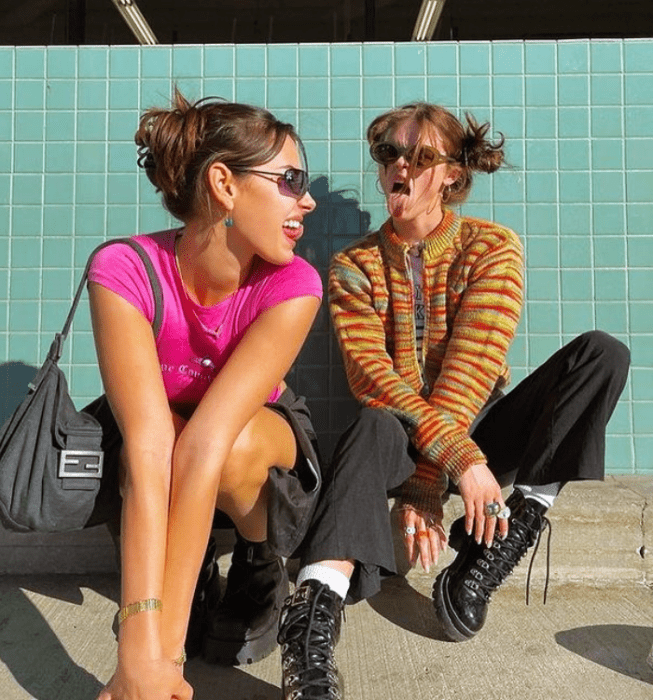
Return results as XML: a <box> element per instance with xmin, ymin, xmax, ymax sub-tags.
<box><xmin>367</xmin><ymin>102</ymin><xmax>505</xmax><ymax>205</ymax></box>
<box><xmin>135</xmin><ymin>89</ymin><xmax>303</xmax><ymax>222</ymax></box>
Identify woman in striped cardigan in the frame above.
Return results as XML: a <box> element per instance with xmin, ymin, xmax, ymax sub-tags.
<box><xmin>277</xmin><ymin>103</ymin><xmax>630</xmax><ymax>700</ymax></box>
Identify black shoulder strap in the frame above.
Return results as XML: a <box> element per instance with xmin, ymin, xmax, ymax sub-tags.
<box><xmin>51</xmin><ymin>238</ymin><xmax>164</xmax><ymax>362</ymax></box>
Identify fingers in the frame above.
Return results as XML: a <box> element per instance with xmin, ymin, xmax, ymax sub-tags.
<box><xmin>401</xmin><ymin>508</ymin><xmax>418</xmax><ymax>565</ymax></box>
<box><xmin>415</xmin><ymin>529</ymin><xmax>432</xmax><ymax>572</ymax></box>
<box><xmin>498</xmin><ymin>510</ymin><xmax>509</xmax><ymax>539</ymax></box>
<box><xmin>458</xmin><ymin>463</ymin><xmax>506</xmax><ymax>548</ymax></box>
<box><xmin>419</xmin><ymin>523</ymin><xmax>447</xmax><ymax>571</ymax></box>
<box><xmin>402</xmin><ymin>507</ymin><xmax>446</xmax><ymax>573</ymax></box>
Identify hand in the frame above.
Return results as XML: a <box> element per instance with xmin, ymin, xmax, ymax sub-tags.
<box><xmin>401</xmin><ymin>506</ymin><xmax>447</xmax><ymax>573</ymax></box>
<box><xmin>456</xmin><ymin>462</ymin><xmax>508</xmax><ymax>548</ymax></box>
<box><xmin>96</xmin><ymin>657</ymin><xmax>192</xmax><ymax>700</ymax></box>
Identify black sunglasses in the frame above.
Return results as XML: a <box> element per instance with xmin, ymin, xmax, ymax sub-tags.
<box><xmin>370</xmin><ymin>141</ymin><xmax>455</xmax><ymax>168</ymax></box>
<box><xmin>239</xmin><ymin>167</ymin><xmax>309</xmax><ymax>199</ymax></box>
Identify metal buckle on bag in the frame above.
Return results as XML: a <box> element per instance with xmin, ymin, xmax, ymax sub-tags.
<box><xmin>58</xmin><ymin>450</ymin><xmax>104</xmax><ymax>479</ymax></box>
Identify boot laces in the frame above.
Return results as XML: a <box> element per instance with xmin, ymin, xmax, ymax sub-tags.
<box><xmin>465</xmin><ymin>512</ymin><xmax>552</xmax><ymax>604</ymax></box>
<box><xmin>525</xmin><ymin>515</ymin><xmax>552</xmax><ymax>605</ymax></box>
<box><xmin>280</xmin><ymin>583</ymin><xmax>342</xmax><ymax>698</ymax></box>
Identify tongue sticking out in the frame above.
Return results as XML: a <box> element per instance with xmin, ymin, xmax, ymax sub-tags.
<box><xmin>388</xmin><ymin>181</ymin><xmax>410</xmax><ymax>217</ymax></box>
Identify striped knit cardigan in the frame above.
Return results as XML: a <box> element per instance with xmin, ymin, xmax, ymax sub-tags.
<box><xmin>329</xmin><ymin>208</ymin><xmax>524</xmax><ymax>513</ymax></box>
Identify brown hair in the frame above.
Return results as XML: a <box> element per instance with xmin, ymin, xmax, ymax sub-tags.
<box><xmin>135</xmin><ymin>89</ymin><xmax>303</xmax><ymax>222</ymax></box>
<box><xmin>367</xmin><ymin>102</ymin><xmax>505</xmax><ymax>205</ymax></box>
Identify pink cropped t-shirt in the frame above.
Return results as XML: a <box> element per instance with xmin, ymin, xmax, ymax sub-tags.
<box><xmin>88</xmin><ymin>229</ymin><xmax>323</xmax><ymax>405</ymax></box>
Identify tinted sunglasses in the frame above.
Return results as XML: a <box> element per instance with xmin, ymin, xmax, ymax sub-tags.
<box><xmin>370</xmin><ymin>141</ymin><xmax>455</xmax><ymax>168</ymax></box>
<box><xmin>239</xmin><ymin>167</ymin><xmax>309</xmax><ymax>198</ymax></box>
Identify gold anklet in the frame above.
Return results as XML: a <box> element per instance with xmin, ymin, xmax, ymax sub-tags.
<box><xmin>118</xmin><ymin>598</ymin><xmax>163</xmax><ymax>624</ymax></box>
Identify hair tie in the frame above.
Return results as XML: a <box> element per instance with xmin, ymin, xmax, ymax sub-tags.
<box><xmin>460</xmin><ymin>133</ymin><xmax>477</xmax><ymax>167</ymax></box>
<box><xmin>137</xmin><ymin>144</ymin><xmax>155</xmax><ymax>172</ymax></box>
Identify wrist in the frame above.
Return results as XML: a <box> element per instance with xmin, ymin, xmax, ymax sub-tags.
<box><xmin>118</xmin><ymin>615</ymin><xmax>164</xmax><ymax>661</ymax></box>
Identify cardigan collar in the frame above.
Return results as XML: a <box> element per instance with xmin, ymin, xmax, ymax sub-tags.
<box><xmin>379</xmin><ymin>208</ymin><xmax>461</xmax><ymax>266</ymax></box>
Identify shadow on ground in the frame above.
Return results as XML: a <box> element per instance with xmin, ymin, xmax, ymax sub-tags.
<box><xmin>185</xmin><ymin>661</ymin><xmax>280</xmax><ymax>700</ymax></box>
<box><xmin>556</xmin><ymin>624</ymin><xmax>653</xmax><ymax>684</ymax></box>
<box><xmin>367</xmin><ymin>574</ymin><xmax>452</xmax><ymax>641</ymax></box>
<box><xmin>0</xmin><ymin>579</ymin><xmax>110</xmax><ymax>700</ymax></box>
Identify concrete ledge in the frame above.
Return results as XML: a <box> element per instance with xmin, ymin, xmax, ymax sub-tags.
<box><xmin>0</xmin><ymin>525</ymin><xmax>118</xmax><ymax>575</ymax></box>
<box><xmin>1</xmin><ymin>476</ymin><xmax>651</xmax><ymax>585</ymax></box>
<box><xmin>395</xmin><ymin>476</ymin><xmax>651</xmax><ymax>589</ymax></box>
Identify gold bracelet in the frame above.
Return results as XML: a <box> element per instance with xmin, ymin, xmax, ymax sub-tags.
<box><xmin>173</xmin><ymin>649</ymin><xmax>187</xmax><ymax>666</ymax></box>
<box><xmin>117</xmin><ymin>598</ymin><xmax>163</xmax><ymax>624</ymax></box>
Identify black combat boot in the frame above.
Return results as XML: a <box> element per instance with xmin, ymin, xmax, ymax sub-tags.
<box><xmin>185</xmin><ymin>535</ymin><xmax>221</xmax><ymax>658</ymax></box>
<box><xmin>433</xmin><ymin>489</ymin><xmax>548</xmax><ymax>642</ymax></box>
<box><xmin>278</xmin><ymin>580</ymin><xmax>344</xmax><ymax>700</ymax></box>
<box><xmin>202</xmin><ymin>535</ymin><xmax>289</xmax><ymax>665</ymax></box>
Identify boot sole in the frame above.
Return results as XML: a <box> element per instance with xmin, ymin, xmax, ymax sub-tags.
<box><xmin>432</xmin><ymin>569</ymin><xmax>477</xmax><ymax>643</ymax></box>
<box><xmin>203</xmin><ymin>621</ymin><xmax>279</xmax><ymax>665</ymax></box>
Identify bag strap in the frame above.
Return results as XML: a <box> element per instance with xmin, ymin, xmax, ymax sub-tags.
<box><xmin>50</xmin><ymin>238</ymin><xmax>164</xmax><ymax>362</ymax></box>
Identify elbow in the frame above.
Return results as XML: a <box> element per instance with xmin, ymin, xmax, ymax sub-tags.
<box><xmin>172</xmin><ymin>430</ymin><xmax>226</xmax><ymax>487</ymax></box>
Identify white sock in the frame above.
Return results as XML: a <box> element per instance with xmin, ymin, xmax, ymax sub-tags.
<box><xmin>296</xmin><ymin>564</ymin><xmax>350</xmax><ymax>601</ymax></box>
<box><xmin>514</xmin><ymin>482</ymin><xmax>562</xmax><ymax>510</ymax></box>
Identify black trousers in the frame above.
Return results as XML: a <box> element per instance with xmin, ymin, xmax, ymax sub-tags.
<box><xmin>300</xmin><ymin>331</ymin><xmax>630</xmax><ymax>602</ymax></box>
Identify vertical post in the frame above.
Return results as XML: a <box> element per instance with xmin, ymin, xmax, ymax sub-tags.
<box><xmin>67</xmin><ymin>0</ymin><xmax>86</xmax><ymax>44</ymax></box>
<box><xmin>365</xmin><ymin>0</ymin><xmax>375</xmax><ymax>41</ymax></box>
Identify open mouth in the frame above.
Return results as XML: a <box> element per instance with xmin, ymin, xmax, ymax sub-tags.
<box><xmin>283</xmin><ymin>219</ymin><xmax>303</xmax><ymax>241</ymax></box>
<box><xmin>392</xmin><ymin>181</ymin><xmax>410</xmax><ymax>194</ymax></box>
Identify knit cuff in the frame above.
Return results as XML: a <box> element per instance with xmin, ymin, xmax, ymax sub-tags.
<box><xmin>400</xmin><ymin>472</ymin><xmax>448</xmax><ymax>517</ymax></box>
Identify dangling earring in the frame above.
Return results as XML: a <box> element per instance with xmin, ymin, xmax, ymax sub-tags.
<box><xmin>375</xmin><ymin>178</ymin><xmax>385</xmax><ymax>196</ymax></box>
<box><xmin>224</xmin><ymin>215</ymin><xmax>234</xmax><ymax>227</ymax></box>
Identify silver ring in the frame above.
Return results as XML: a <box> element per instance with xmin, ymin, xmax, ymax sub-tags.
<box><xmin>497</xmin><ymin>506</ymin><xmax>511</xmax><ymax>520</ymax></box>
<box><xmin>484</xmin><ymin>502</ymin><xmax>501</xmax><ymax>518</ymax></box>
<box><xmin>404</xmin><ymin>526</ymin><xmax>417</xmax><ymax>536</ymax></box>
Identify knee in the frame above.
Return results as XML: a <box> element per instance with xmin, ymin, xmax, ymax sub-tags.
<box><xmin>219</xmin><ymin>428</ymin><xmax>269</xmax><ymax>497</ymax></box>
<box><xmin>329</xmin><ymin>407</ymin><xmax>410</xmax><ymax>481</ymax></box>
<box><xmin>357</xmin><ymin>407</ymin><xmax>406</xmax><ymax>436</ymax></box>
<box><xmin>578</xmin><ymin>330</ymin><xmax>630</xmax><ymax>378</ymax></box>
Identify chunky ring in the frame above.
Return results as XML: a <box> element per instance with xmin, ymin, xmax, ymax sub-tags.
<box><xmin>404</xmin><ymin>526</ymin><xmax>417</xmax><ymax>536</ymax></box>
<box><xmin>497</xmin><ymin>506</ymin><xmax>511</xmax><ymax>520</ymax></box>
<box><xmin>484</xmin><ymin>502</ymin><xmax>501</xmax><ymax>518</ymax></box>
<box><xmin>416</xmin><ymin>530</ymin><xmax>429</xmax><ymax>539</ymax></box>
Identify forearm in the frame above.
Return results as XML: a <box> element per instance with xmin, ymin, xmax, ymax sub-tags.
<box><xmin>342</xmin><ymin>347</ymin><xmax>484</xmax><ymax>479</ymax></box>
<box><xmin>159</xmin><ymin>437</ymin><xmax>228</xmax><ymax>657</ymax></box>
<box><xmin>118</xmin><ymin>448</ymin><xmax>171</xmax><ymax>660</ymax></box>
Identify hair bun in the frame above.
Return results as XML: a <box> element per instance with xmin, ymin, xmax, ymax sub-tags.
<box><xmin>461</xmin><ymin>114</ymin><xmax>504</xmax><ymax>173</ymax></box>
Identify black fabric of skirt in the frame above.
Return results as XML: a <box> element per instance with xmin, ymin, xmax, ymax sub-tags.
<box><xmin>82</xmin><ymin>387</ymin><xmax>322</xmax><ymax>559</ymax></box>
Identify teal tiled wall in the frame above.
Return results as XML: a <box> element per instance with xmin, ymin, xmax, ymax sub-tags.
<box><xmin>1</xmin><ymin>40</ymin><xmax>652</xmax><ymax>473</ymax></box>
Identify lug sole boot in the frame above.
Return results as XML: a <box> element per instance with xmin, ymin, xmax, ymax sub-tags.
<box><xmin>433</xmin><ymin>489</ymin><xmax>548</xmax><ymax>642</ymax></box>
<box><xmin>278</xmin><ymin>579</ymin><xmax>345</xmax><ymax>700</ymax></box>
<box><xmin>203</xmin><ymin>536</ymin><xmax>289</xmax><ymax>665</ymax></box>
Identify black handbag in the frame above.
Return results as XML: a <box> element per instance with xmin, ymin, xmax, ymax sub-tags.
<box><xmin>0</xmin><ymin>238</ymin><xmax>162</xmax><ymax>533</ymax></box>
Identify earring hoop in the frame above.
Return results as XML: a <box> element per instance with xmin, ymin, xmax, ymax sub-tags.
<box><xmin>375</xmin><ymin>178</ymin><xmax>385</xmax><ymax>196</ymax></box>
<box><xmin>441</xmin><ymin>186</ymin><xmax>451</xmax><ymax>204</ymax></box>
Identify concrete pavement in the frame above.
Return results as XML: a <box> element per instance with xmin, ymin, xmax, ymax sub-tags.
<box><xmin>1</xmin><ymin>476</ymin><xmax>652</xmax><ymax>700</ymax></box>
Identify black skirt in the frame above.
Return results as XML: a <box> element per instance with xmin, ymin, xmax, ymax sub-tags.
<box><xmin>82</xmin><ymin>387</ymin><xmax>322</xmax><ymax>558</ymax></box>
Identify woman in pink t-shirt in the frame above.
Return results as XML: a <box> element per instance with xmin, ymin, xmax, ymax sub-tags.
<box><xmin>90</xmin><ymin>91</ymin><xmax>322</xmax><ymax>700</ymax></box>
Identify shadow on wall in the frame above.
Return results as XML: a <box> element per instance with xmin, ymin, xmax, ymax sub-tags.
<box><xmin>0</xmin><ymin>362</ymin><xmax>38</xmax><ymax>427</ymax></box>
<box><xmin>293</xmin><ymin>176</ymin><xmax>373</xmax><ymax>458</ymax></box>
